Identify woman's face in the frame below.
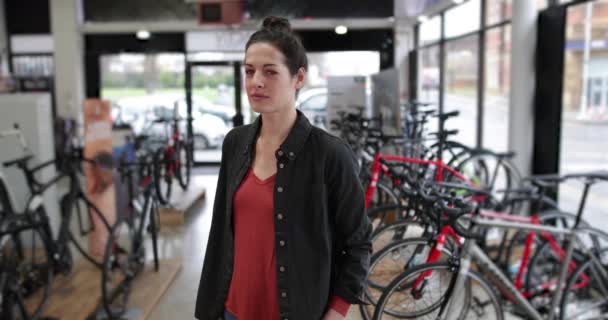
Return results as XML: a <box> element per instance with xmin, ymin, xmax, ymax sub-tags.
<box><xmin>244</xmin><ymin>42</ymin><xmax>305</xmax><ymax>114</ymax></box>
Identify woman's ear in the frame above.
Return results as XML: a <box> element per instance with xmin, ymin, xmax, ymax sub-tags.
<box><xmin>294</xmin><ymin>67</ymin><xmax>306</xmax><ymax>90</ymax></box>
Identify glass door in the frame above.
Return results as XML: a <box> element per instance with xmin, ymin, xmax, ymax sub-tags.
<box><xmin>185</xmin><ymin>61</ymin><xmax>245</xmax><ymax>164</ymax></box>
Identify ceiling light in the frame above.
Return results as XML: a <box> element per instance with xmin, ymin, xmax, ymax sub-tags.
<box><xmin>418</xmin><ymin>15</ymin><xmax>429</xmax><ymax>23</ymax></box>
<box><xmin>335</xmin><ymin>25</ymin><xmax>348</xmax><ymax>35</ymax></box>
<box><xmin>136</xmin><ymin>30</ymin><xmax>151</xmax><ymax>40</ymax></box>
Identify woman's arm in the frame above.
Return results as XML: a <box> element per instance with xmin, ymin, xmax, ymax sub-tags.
<box><xmin>326</xmin><ymin>140</ymin><xmax>372</xmax><ymax>305</ymax></box>
<box><xmin>194</xmin><ymin>131</ymin><xmax>234</xmax><ymax>319</ymax></box>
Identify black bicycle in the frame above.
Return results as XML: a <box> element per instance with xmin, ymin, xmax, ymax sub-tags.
<box><xmin>0</xmin><ymin>125</ymin><xmax>158</xmax><ymax>319</ymax></box>
<box><xmin>102</xmin><ymin>152</ymin><xmax>161</xmax><ymax>318</ymax></box>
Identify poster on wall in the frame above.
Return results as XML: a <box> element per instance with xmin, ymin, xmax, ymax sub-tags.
<box><xmin>326</xmin><ymin>76</ymin><xmax>368</xmax><ymax>136</ymax></box>
<box><xmin>83</xmin><ymin>99</ymin><xmax>117</xmax><ymax>260</ymax></box>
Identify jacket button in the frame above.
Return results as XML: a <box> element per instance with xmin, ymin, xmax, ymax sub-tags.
<box><xmin>277</xmin><ymin>213</ymin><xmax>284</xmax><ymax>220</ymax></box>
<box><xmin>278</xmin><ymin>150</ymin><xmax>284</xmax><ymax>156</ymax></box>
<box><xmin>279</xmin><ymin>163</ymin><xmax>285</xmax><ymax>169</ymax></box>
<box><xmin>279</xmin><ymin>240</ymin><xmax>285</xmax><ymax>247</ymax></box>
<box><xmin>280</xmin><ymin>266</ymin><xmax>285</xmax><ymax>272</ymax></box>
<box><xmin>281</xmin><ymin>292</ymin><xmax>287</xmax><ymax>298</ymax></box>
<box><xmin>277</xmin><ymin>187</ymin><xmax>284</xmax><ymax>193</ymax></box>
<box><xmin>289</xmin><ymin>152</ymin><xmax>294</xmax><ymax>157</ymax></box>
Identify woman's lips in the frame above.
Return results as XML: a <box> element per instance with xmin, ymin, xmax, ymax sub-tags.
<box><xmin>250</xmin><ymin>94</ymin><xmax>269</xmax><ymax>101</ymax></box>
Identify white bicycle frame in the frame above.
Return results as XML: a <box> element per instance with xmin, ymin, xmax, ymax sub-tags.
<box><xmin>438</xmin><ymin>216</ymin><xmax>608</xmax><ymax>320</ymax></box>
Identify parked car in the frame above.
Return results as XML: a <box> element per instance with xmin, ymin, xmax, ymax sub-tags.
<box><xmin>116</xmin><ymin>94</ymin><xmax>230</xmax><ymax>150</ymax></box>
<box><xmin>297</xmin><ymin>88</ymin><xmax>328</xmax><ymax>129</ymax></box>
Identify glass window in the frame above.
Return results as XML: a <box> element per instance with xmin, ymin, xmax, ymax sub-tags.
<box><xmin>592</xmin><ymin>78</ymin><xmax>603</xmax><ymax>106</ymax></box>
<box><xmin>486</xmin><ymin>0</ymin><xmax>512</xmax><ymax>26</ymax></box>
<box><xmin>444</xmin><ymin>35</ymin><xmax>479</xmax><ymax>147</ymax></box>
<box><xmin>419</xmin><ymin>16</ymin><xmax>441</xmax><ymax>46</ymax></box>
<box><xmin>445</xmin><ymin>0</ymin><xmax>481</xmax><ymax>39</ymax></box>
<box><xmin>300</xmin><ymin>94</ymin><xmax>327</xmax><ymax>111</ymax></box>
<box><xmin>606</xmin><ymin>77</ymin><xmax>608</xmax><ymax>105</ymax></box>
<box><xmin>559</xmin><ymin>0</ymin><xmax>608</xmax><ymax>229</ymax></box>
<box><xmin>483</xmin><ymin>25</ymin><xmax>511</xmax><ymax>152</ymax></box>
<box><xmin>418</xmin><ymin>45</ymin><xmax>440</xmax><ymax>107</ymax></box>
<box><xmin>485</xmin><ymin>0</ymin><xmax>547</xmax><ymax>26</ymax></box>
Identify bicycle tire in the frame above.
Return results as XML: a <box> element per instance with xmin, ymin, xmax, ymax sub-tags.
<box><xmin>153</xmin><ymin>147</ymin><xmax>172</xmax><ymax>205</ymax></box>
<box><xmin>101</xmin><ymin>220</ymin><xmax>144</xmax><ymax>318</ymax></box>
<box><xmin>360</xmin><ymin>237</ymin><xmax>450</xmax><ymax>320</ymax></box>
<box><xmin>560</xmin><ymin>251</ymin><xmax>608</xmax><ymax>320</ymax></box>
<box><xmin>0</xmin><ymin>214</ymin><xmax>53</xmax><ymax>320</ymax></box>
<box><xmin>370</xmin><ymin>218</ymin><xmax>429</xmax><ymax>255</ymax></box>
<box><xmin>451</xmin><ymin>152</ymin><xmax>521</xmax><ymax>208</ymax></box>
<box><xmin>176</xmin><ymin>140</ymin><xmax>192</xmax><ymax>191</ymax></box>
<box><xmin>372</xmin><ymin>262</ymin><xmax>503</xmax><ymax>320</ymax></box>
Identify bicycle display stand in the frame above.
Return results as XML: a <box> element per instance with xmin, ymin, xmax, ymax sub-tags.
<box><xmin>89</xmin><ymin>308</ymin><xmax>143</xmax><ymax>320</ymax></box>
<box><xmin>29</xmin><ymin>259</ymin><xmax>182</xmax><ymax>320</ymax></box>
<box><xmin>159</xmin><ymin>175</ymin><xmax>207</xmax><ymax>227</ymax></box>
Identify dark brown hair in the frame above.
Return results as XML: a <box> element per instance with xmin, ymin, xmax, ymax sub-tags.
<box><xmin>246</xmin><ymin>16</ymin><xmax>308</xmax><ymax>76</ymax></box>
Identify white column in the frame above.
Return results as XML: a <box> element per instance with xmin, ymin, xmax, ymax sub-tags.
<box><xmin>0</xmin><ymin>0</ymin><xmax>9</xmax><ymax>76</ymax></box>
<box><xmin>508</xmin><ymin>0</ymin><xmax>538</xmax><ymax>176</ymax></box>
<box><xmin>394</xmin><ymin>18</ymin><xmax>415</xmax><ymax>103</ymax></box>
<box><xmin>50</xmin><ymin>0</ymin><xmax>85</xmax><ymax>119</ymax></box>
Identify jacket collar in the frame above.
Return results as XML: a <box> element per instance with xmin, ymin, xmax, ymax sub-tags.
<box><xmin>242</xmin><ymin>109</ymin><xmax>312</xmax><ymax>161</ymax></box>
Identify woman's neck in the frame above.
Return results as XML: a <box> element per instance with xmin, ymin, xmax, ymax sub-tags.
<box><xmin>259</xmin><ymin>107</ymin><xmax>298</xmax><ymax>146</ymax></box>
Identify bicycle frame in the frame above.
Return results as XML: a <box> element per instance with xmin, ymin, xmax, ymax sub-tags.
<box><xmin>406</xmin><ymin>210</ymin><xmax>595</xmax><ymax>317</ymax></box>
<box><xmin>480</xmin><ymin>211</ymin><xmax>589</xmax><ymax>296</ymax></box>
<box><xmin>433</xmin><ymin>217</ymin><xmax>608</xmax><ymax>320</ymax></box>
<box><xmin>364</xmin><ymin>152</ymin><xmax>473</xmax><ymax>208</ymax></box>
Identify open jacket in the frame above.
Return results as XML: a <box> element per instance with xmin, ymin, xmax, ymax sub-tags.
<box><xmin>195</xmin><ymin>111</ymin><xmax>372</xmax><ymax>320</ymax></box>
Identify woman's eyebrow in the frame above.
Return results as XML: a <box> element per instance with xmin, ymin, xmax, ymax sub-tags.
<box><xmin>244</xmin><ymin>63</ymin><xmax>278</xmax><ymax>67</ymax></box>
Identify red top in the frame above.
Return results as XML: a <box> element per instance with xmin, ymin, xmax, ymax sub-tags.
<box><xmin>225</xmin><ymin>169</ymin><xmax>350</xmax><ymax>319</ymax></box>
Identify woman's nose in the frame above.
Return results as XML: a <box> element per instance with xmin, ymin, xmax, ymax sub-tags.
<box><xmin>252</xmin><ymin>71</ymin><xmax>264</xmax><ymax>88</ymax></box>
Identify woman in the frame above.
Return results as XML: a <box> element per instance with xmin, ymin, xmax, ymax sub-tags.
<box><xmin>195</xmin><ymin>16</ymin><xmax>371</xmax><ymax>320</ymax></box>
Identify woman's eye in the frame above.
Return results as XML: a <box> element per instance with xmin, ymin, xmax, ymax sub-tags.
<box><xmin>265</xmin><ymin>70</ymin><xmax>277</xmax><ymax>76</ymax></box>
<box><xmin>245</xmin><ymin>69</ymin><xmax>254</xmax><ymax>75</ymax></box>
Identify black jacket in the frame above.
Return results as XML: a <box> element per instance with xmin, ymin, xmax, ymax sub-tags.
<box><xmin>195</xmin><ymin>111</ymin><xmax>372</xmax><ymax>320</ymax></box>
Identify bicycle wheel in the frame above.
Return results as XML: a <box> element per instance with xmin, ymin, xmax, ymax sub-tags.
<box><xmin>367</xmin><ymin>180</ymin><xmax>400</xmax><ymax>210</ymax></box>
<box><xmin>0</xmin><ymin>215</ymin><xmax>53</xmax><ymax>320</ymax></box>
<box><xmin>367</xmin><ymin>202</ymin><xmax>408</xmax><ymax>234</ymax></box>
<box><xmin>560</xmin><ymin>251</ymin><xmax>608</xmax><ymax>320</ymax></box>
<box><xmin>452</xmin><ymin>152</ymin><xmax>521</xmax><ymax>207</ymax></box>
<box><xmin>176</xmin><ymin>140</ymin><xmax>192</xmax><ymax>191</ymax></box>
<box><xmin>370</xmin><ymin>219</ymin><xmax>428</xmax><ymax>254</ymax></box>
<box><xmin>508</xmin><ymin>212</ymin><xmax>587</xmax><ymax>292</ymax></box>
<box><xmin>102</xmin><ymin>220</ymin><xmax>144</xmax><ymax>318</ymax></box>
<box><xmin>373</xmin><ymin>262</ymin><xmax>503</xmax><ymax>320</ymax></box>
<box><xmin>153</xmin><ymin>147</ymin><xmax>172</xmax><ymax>205</ymax></box>
<box><xmin>360</xmin><ymin>237</ymin><xmax>448</xmax><ymax>320</ymax></box>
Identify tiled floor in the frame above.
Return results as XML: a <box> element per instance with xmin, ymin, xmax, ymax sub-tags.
<box><xmin>148</xmin><ymin>168</ymin><xmax>365</xmax><ymax>320</ymax></box>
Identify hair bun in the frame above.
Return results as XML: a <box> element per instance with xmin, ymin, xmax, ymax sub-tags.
<box><xmin>262</xmin><ymin>16</ymin><xmax>292</xmax><ymax>33</ymax></box>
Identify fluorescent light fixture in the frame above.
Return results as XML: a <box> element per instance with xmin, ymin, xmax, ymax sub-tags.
<box><xmin>335</xmin><ymin>25</ymin><xmax>348</xmax><ymax>35</ymax></box>
<box><xmin>418</xmin><ymin>15</ymin><xmax>429</xmax><ymax>23</ymax></box>
<box><xmin>136</xmin><ymin>30</ymin><xmax>151</xmax><ymax>40</ymax></box>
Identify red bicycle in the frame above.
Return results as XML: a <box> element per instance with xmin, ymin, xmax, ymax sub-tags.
<box><xmin>153</xmin><ymin>116</ymin><xmax>193</xmax><ymax>205</ymax></box>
